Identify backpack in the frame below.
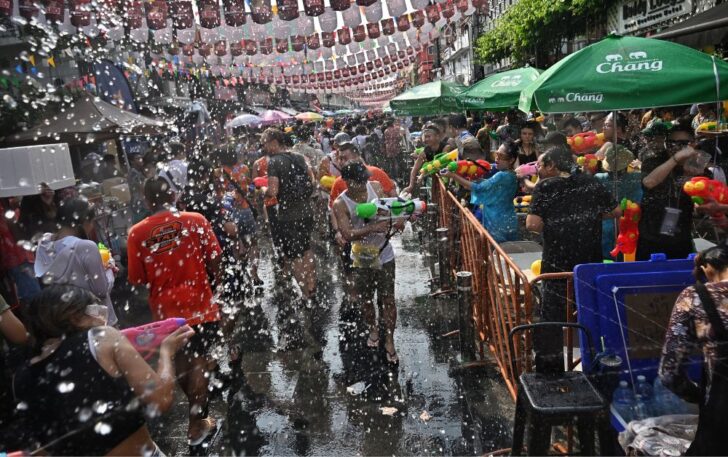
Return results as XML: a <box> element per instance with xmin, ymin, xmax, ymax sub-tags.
<box><xmin>274</xmin><ymin>153</ymin><xmax>314</xmax><ymax>204</ymax></box>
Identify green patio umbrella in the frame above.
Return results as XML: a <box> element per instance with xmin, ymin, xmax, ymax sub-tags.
<box><xmin>457</xmin><ymin>67</ymin><xmax>542</xmax><ymax>111</ymax></box>
<box><xmin>389</xmin><ymin>80</ymin><xmax>466</xmax><ymax>116</ymax></box>
<box><xmin>519</xmin><ymin>34</ymin><xmax>728</xmax><ymax>113</ymax></box>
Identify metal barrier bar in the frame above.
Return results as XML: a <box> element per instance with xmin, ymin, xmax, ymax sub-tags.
<box><xmin>431</xmin><ymin>177</ymin><xmax>577</xmax><ymax>400</ymax></box>
<box><xmin>456</xmin><ymin>271</ymin><xmax>475</xmax><ymax>362</ymax></box>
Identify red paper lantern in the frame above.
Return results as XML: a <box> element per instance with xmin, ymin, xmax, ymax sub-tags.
<box><xmin>126</xmin><ymin>0</ymin><xmax>143</xmax><ymax>28</ymax></box>
<box><xmin>334</xmin><ymin>69</ymin><xmax>342</xmax><ymax>79</ymax></box>
<box><xmin>411</xmin><ymin>10</ymin><xmax>425</xmax><ymax>28</ymax></box>
<box><xmin>365</xmin><ymin>74</ymin><xmax>371</xmax><ymax>82</ymax></box>
<box><xmin>374</xmin><ymin>58</ymin><xmax>382</xmax><ymax>68</ymax></box>
<box><xmin>321</xmin><ymin>31</ymin><xmax>335</xmax><ymax>48</ymax></box>
<box><xmin>167</xmin><ymin>44</ymin><xmax>180</xmax><ymax>55</ymax></box>
<box><xmin>277</xmin><ymin>0</ymin><xmax>298</xmax><ymax>20</ymax></box>
<box><xmin>259</xmin><ymin>37</ymin><xmax>273</xmax><ymax>54</ymax></box>
<box><xmin>382</xmin><ymin>55</ymin><xmax>391</xmax><ymax>66</ymax></box>
<box><xmin>408</xmin><ymin>55</ymin><xmax>415</xmax><ymax>63</ymax></box>
<box><xmin>245</xmin><ymin>39</ymin><xmax>258</xmax><ymax>55</ymax></box>
<box><xmin>358</xmin><ymin>63</ymin><xmax>365</xmax><ymax>73</ymax></box>
<box><xmin>266</xmin><ymin>75</ymin><xmax>274</xmax><ymax>84</ymax></box>
<box><xmin>43</xmin><ymin>0</ymin><xmax>64</xmax><ymax>23</ymax></box>
<box><xmin>337</xmin><ymin>27</ymin><xmax>352</xmax><ymax>46</ymax></box>
<box><xmin>329</xmin><ymin>0</ymin><xmax>348</xmax><ymax>11</ymax></box>
<box><xmin>284</xmin><ymin>75</ymin><xmax>291</xmax><ymax>84</ymax></box>
<box><xmin>182</xmin><ymin>43</ymin><xmax>195</xmax><ymax>56</ymax></box>
<box><xmin>390</xmin><ymin>64</ymin><xmax>397</xmax><ymax>72</ymax></box>
<box><xmin>366</xmin><ymin>61</ymin><xmax>373</xmax><ymax>71</ymax></box>
<box><xmin>342</xmin><ymin>67</ymin><xmax>350</xmax><ymax>77</ymax></box>
<box><xmin>398</xmin><ymin>50</ymin><xmax>406</xmax><ymax>59</ymax></box>
<box><xmin>306</xmin><ymin>33</ymin><xmax>321</xmax><ymax>50</ymax></box>
<box><xmin>145</xmin><ymin>0</ymin><xmax>168</xmax><ymax>30</ymax></box>
<box><xmin>317</xmin><ymin>73</ymin><xmax>325</xmax><ymax>82</ymax></box>
<box><xmin>198</xmin><ymin>43</ymin><xmax>212</xmax><ymax>57</ymax></box>
<box><xmin>396</xmin><ymin>15</ymin><xmax>410</xmax><ymax>32</ymax></box>
<box><xmin>326</xmin><ymin>81</ymin><xmax>333</xmax><ymax>89</ymax></box>
<box><xmin>442</xmin><ymin>0</ymin><xmax>455</xmax><ymax>19</ymax></box>
<box><xmin>384</xmin><ymin>66</ymin><xmax>391</xmax><ymax>75</ymax></box>
<box><xmin>472</xmin><ymin>0</ymin><xmax>488</xmax><ymax>12</ymax></box>
<box><xmin>214</xmin><ymin>40</ymin><xmax>227</xmax><ymax>56</ymax></box>
<box><xmin>397</xmin><ymin>61</ymin><xmax>404</xmax><ymax>69</ymax></box>
<box><xmin>353</xmin><ymin>25</ymin><xmax>366</xmax><ymax>42</ymax></box>
<box><xmin>303</xmin><ymin>0</ymin><xmax>324</xmax><ymax>16</ymax></box>
<box><xmin>366</xmin><ymin>22</ymin><xmax>380</xmax><ymax>39</ymax></box>
<box><xmin>230</xmin><ymin>40</ymin><xmax>243</xmax><ymax>56</ymax></box>
<box><xmin>356</xmin><ymin>0</ymin><xmax>376</xmax><ymax>5</ymax></box>
<box><xmin>456</xmin><ymin>0</ymin><xmax>469</xmax><ymax>12</ymax></box>
<box><xmin>198</xmin><ymin>0</ymin><xmax>221</xmax><ymax>28</ymax></box>
<box><xmin>291</xmin><ymin>35</ymin><xmax>305</xmax><ymax>52</ymax></box>
<box><xmin>250</xmin><ymin>0</ymin><xmax>271</xmax><ymax>24</ymax></box>
<box><xmin>390</xmin><ymin>52</ymin><xmax>398</xmax><ymax>62</ymax></box>
<box><xmin>381</xmin><ymin>18</ymin><xmax>395</xmax><ymax>35</ymax></box>
<box><xmin>276</xmin><ymin>38</ymin><xmax>288</xmax><ymax>53</ymax></box>
<box><xmin>426</xmin><ymin>3</ymin><xmax>440</xmax><ymax>24</ymax></box>
<box><xmin>223</xmin><ymin>0</ymin><xmax>245</xmax><ymax>26</ymax></box>
<box><xmin>333</xmin><ymin>81</ymin><xmax>340</xmax><ymax>88</ymax></box>
<box><xmin>377</xmin><ymin>69</ymin><xmax>384</xmax><ymax>78</ymax></box>
<box><xmin>349</xmin><ymin>66</ymin><xmax>357</xmax><ymax>75</ymax></box>
<box><xmin>325</xmin><ymin>71</ymin><xmax>333</xmax><ymax>81</ymax></box>
<box><xmin>18</xmin><ymin>0</ymin><xmax>38</xmax><ymax>19</ymax></box>
<box><xmin>300</xmin><ymin>74</ymin><xmax>307</xmax><ymax>83</ymax></box>
<box><xmin>292</xmin><ymin>75</ymin><xmax>301</xmax><ymax>84</ymax></box>
<box><xmin>0</xmin><ymin>0</ymin><xmax>12</xmax><ymax>17</ymax></box>
<box><xmin>70</xmin><ymin>0</ymin><xmax>92</xmax><ymax>27</ymax></box>
<box><xmin>170</xmin><ymin>1</ymin><xmax>194</xmax><ymax>29</ymax></box>
<box><xmin>406</xmin><ymin>47</ymin><xmax>413</xmax><ymax>55</ymax></box>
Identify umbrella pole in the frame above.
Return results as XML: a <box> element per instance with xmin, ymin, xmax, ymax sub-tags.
<box><xmin>613</xmin><ymin>110</ymin><xmax>619</xmax><ymax>256</ymax></box>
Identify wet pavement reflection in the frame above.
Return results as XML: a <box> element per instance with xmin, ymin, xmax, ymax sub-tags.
<box><xmin>116</xmin><ymin>233</ymin><xmax>514</xmax><ymax>456</ymax></box>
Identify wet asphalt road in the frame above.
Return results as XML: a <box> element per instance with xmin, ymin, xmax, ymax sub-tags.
<box><xmin>114</xmin><ymin>229</ymin><xmax>514</xmax><ymax>456</ymax></box>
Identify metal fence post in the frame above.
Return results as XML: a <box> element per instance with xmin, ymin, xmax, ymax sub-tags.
<box><xmin>436</xmin><ymin>227</ymin><xmax>451</xmax><ymax>291</ymax></box>
<box><xmin>418</xmin><ymin>186</ymin><xmax>430</xmax><ymax>203</ymax></box>
<box><xmin>456</xmin><ymin>271</ymin><xmax>475</xmax><ymax>362</ymax></box>
<box><xmin>426</xmin><ymin>203</ymin><xmax>438</xmax><ymax>244</ymax></box>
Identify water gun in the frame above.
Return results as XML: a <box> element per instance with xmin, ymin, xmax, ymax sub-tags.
<box><xmin>252</xmin><ymin>176</ymin><xmax>268</xmax><ymax>189</ymax></box>
<box><xmin>121</xmin><ymin>318</ymin><xmax>187</xmax><ymax>360</ymax></box>
<box><xmin>419</xmin><ymin>150</ymin><xmax>458</xmax><ymax>176</ymax></box>
<box><xmin>355</xmin><ymin>197</ymin><xmax>427</xmax><ymax>221</ymax></box>
<box><xmin>320</xmin><ymin>175</ymin><xmax>336</xmax><ymax>190</ymax></box>
<box><xmin>567</xmin><ymin>131</ymin><xmax>606</xmax><ymax>154</ymax></box>
<box><xmin>442</xmin><ymin>159</ymin><xmax>491</xmax><ymax>180</ymax></box>
<box><xmin>610</xmin><ymin>198</ymin><xmax>641</xmax><ymax>262</ymax></box>
<box><xmin>514</xmin><ymin>195</ymin><xmax>531</xmax><ymax>213</ymax></box>
<box><xmin>515</xmin><ymin>161</ymin><xmax>538</xmax><ymax>178</ymax></box>
<box><xmin>683</xmin><ymin>176</ymin><xmax>728</xmax><ymax>219</ymax></box>
<box><xmin>696</xmin><ymin>121</ymin><xmax>717</xmax><ymax>133</ymax></box>
<box><xmin>98</xmin><ymin>242</ymin><xmax>111</xmax><ymax>268</ymax></box>
<box><xmin>577</xmin><ymin>154</ymin><xmax>599</xmax><ymax>174</ymax></box>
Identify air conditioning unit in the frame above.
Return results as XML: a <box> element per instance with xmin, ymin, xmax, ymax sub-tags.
<box><xmin>455</xmin><ymin>75</ymin><xmax>465</xmax><ymax>84</ymax></box>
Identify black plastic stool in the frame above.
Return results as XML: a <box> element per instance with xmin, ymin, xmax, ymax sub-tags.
<box><xmin>509</xmin><ymin>323</ymin><xmax>609</xmax><ymax>456</ymax></box>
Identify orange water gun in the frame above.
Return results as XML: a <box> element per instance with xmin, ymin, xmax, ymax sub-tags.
<box><xmin>577</xmin><ymin>154</ymin><xmax>599</xmax><ymax>174</ymax></box>
<box><xmin>567</xmin><ymin>132</ymin><xmax>606</xmax><ymax>155</ymax></box>
<box><xmin>443</xmin><ymin>159</ymin><xmax>492</xmax><ymax>180</ymax></box>
<box><xmin>684</xmin><ymin>176</ymin><xmax>728</xmax><ymax>219</ymax></box>
<box><xmin>610</xmin><ymin>198</ymin><xmax>641</xmax><ymax>262</ymax></box>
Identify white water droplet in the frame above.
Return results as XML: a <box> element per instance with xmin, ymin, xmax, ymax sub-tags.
<box><xmin>57</xmin><ymin>381</ymin><xmax>75</xmax><ymax>393</ymax></box>
<box><xmin>94</xmin><ymin>422</ymin><xmax>112</xmax><ymax>435</ymax></box>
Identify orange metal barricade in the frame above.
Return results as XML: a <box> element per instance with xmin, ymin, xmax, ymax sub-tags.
<box><xmin>431</xmin><ymin>177</ymin><xmax>576</xmax><ymax>400</ymax></box>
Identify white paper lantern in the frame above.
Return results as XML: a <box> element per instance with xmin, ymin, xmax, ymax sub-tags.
<box><xmin>153</xmin><ymin>27</ymin><xmax>173</xmax><ymax>44</ymax></box>
<box><xmin>376</xmin><ymin>47</ymin><xmax>387</xmax><ymax>58</ymax></box>
<box><xmin>297</xmin><ymin>15</ymin><xmax>315</xmax><ymax>35</ymax></box>
<box><xmin>335</xmin><ymin>44</ymin><xmax>347</xmax><ymax>56</ymax></box>
<box><xmin>342</xmin><ymin>6</ymin><xmax>360</xmax><ymax>27</ymax></box>
<box><xmin>225</xmin><ymin>25</ymin><xmax>244</xmax><ymax>42</ymax></box>
<box><xmin>321</xmin><ymin>47</ymin><xmax>333</xmax><ymax>58</ymax></box>
<box><xmin>365</xmin><ymin>50</ymin><xmax>375</xmax><ymax>61</ymax></box>
<box><xmin>314</xmin><ymin>61</ymin><xmax>324</xmax><ymax>72</ymax></box>
<box><xmin>385</xmin><ymin>0</ymin><xmax>406</xmax><ymax>16</ymax></box>
<box><xmin>346</xmin><ymin>54</ymin><xmax>356</xmax><ymax>65</ymax></box>
<box><xmin>410</xmin><ymin>0</ymin><xmax>429</xmax><ymax>9</ymax></box>
<box><xmin>233</xmin><ymin>55</ymin><xmax>246</xmax><ymax>65</ymax></box>
<box><xmin>317</xmin><ymin>9</ymin><xmax>338</xmax><ymax>33</ymax></box>
<box><xmin>421</xmin><ymin>22</ymin><xmax>433</xmax><ymax>34</ymax></box>
<box><xmin>130</xmin><ymin>24</ymin><xmax>148</xmax><ymax>42</ymax></box>
<box><xmin>191</xmin><ymin>54</ymin><xmax>204</xmax><ymax>65</ymax></box>
<box><xmin>273</xmin><ymin>18</ymin><xmax>290</xmax><ymax>38</ymax></box>
<box><xmin>220</xmin><ymin>53</ymin><xmax>233</xmax><ymax>64</ymax></box>
<box><xmin>335</xmin><ymin>57</ymin><xmax>345</xmax><ymax>68</ymax></box>
<box><xmin>436</xmin><ymin>17</ymin><xmax>447</xmax><ymax>28</ymax></box>
<box><xmin>106</xmin><ymin>24</ymin><xmax>124</xmax><ymax>41</ymax></box>
<box><xmin>250</xmin><ymin>22</ymin><xmax>266</xmax><ymax>39</ymax></box>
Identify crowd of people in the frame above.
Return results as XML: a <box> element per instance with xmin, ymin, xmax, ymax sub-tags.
<box><xmin>0</xmin><ymin>100</ymin><xmax>727</xmax><ymax>455</ymax></box>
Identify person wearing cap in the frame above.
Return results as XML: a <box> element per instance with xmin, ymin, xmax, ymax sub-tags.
<box><xmin>402</xmin><ymin>121</ymin><xmax>448</xmax><ymax>196</ymax></box>
<box><xmin>127</xmin><ymin>150</ymin><xmax>149</xmax><ymax>223</ymax></box>
<box><xmin>332</xmin><ymin>162</ymin><xmax>402</xmax><ymax>364</ymax></box>
<box><xmin>443</xmin><ymin>141</ymin><xmax>520</xmax><ymax>243</ymax></box>
<box><xmin>317</xmin><ymin>131</ymin><xmax>349</xmax><ymax>180</ymax></box>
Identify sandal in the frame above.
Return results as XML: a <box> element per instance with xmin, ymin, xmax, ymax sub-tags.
<box><xmin>367</xmin><ymin>333</ymin><xmax>380</xmax><ymax>349</ymax></box>
<box><xmin>188</xmin><ymin>417</ymin><xmax>218</xmax><ymax>446</ymax></box>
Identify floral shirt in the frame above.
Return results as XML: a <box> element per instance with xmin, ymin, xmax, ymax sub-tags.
<box><xmin>659</xmin><ymin>281</ymin><xmax>728</xmax><ymax>402</ymax></box>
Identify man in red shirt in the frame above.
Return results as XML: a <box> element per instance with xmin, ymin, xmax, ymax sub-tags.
<box><xmin>127</xmin><ymin>177</ymin><xmax>222</xmax><ymax>446</ymax></box>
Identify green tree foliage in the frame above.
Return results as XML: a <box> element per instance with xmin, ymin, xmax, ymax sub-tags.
<box><xmin>475</xmin><ymin>0</ymin><xmax>617</xmax><ymax>65</ymax></box>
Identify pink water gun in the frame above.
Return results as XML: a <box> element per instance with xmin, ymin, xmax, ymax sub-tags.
<box><xmin>516</xmin><ymin>161</ymin><xmax>538</xmax><ymax>178</ymax></box>
<box><xmin>121</xmin><ymin>318</ymin><xmax>187</xmax><ymax>359</ymax></box>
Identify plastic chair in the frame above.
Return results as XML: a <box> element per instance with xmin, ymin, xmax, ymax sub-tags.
<box><xmin>509</xmin><ymin>322</ymin><xmax>609</xmax><ymax>456</ymax></box>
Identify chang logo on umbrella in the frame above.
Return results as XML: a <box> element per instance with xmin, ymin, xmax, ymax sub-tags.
<box><xmin>491</xmin><ymin>74</ymin><xmax>522</xmax><ymax>88</ymax></box>
<box><xmin>596</xmin><ymin>51</ymin><xmax>663</xmax><ymax>74</ymax></box>
<box><xmin>548</xmin><ymin>93</ymin><xmax>604</xmax><ymax>104</ymax></box>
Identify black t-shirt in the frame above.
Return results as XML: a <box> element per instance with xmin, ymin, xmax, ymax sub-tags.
<box><xmin>636</xmin><ymin>149</ymin><xmax>694</xmax><ymax>259</ymax></box>
<box><xmin>268</xmin><ymin>152</ymin><xmax>314</xmax><ymax>221</ymax></box>
<box><xmin>423</xmin><ymin>139</ymin><xmax>448</xmax><ymax>161</ymax></box>
<box><xmin>530</xmin><ymin>172</ymin><xmax>617</xmax><ymax>273</ymax></box>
